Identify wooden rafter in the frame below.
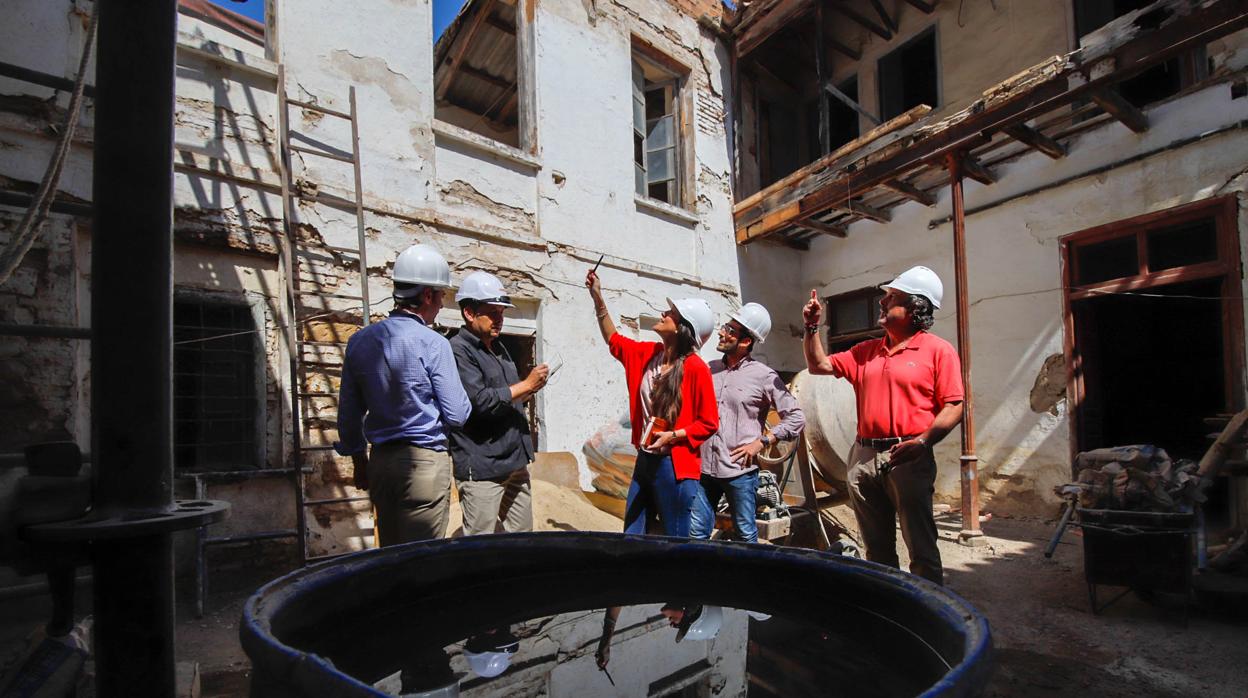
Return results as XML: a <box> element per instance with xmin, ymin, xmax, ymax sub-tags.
<box><xmin>902</xmin><ymin>0</ymin><xmax>937</xmax><ymax>13</ymax></box>
<box><xmin>1090</xmin><ymin>88</ymin><xmax>1149</xmax><ymax>133</ymax></box>
<box><xmin>797</xmin><ymin>217</ymin><xmax>848</xmax><ymax>237</ymax></box>
<box><xmin>832</xmin><ymin>199</ymin><xmax>890</xmax><ymax>223</ymax></box>
<box><xmin>829</xmin><ymin>37</ymin><xmax>861</xmax><ymax>60</ymax></box>
<box><xmin>831</xmin><ymin>3</ymin><xmax>892</xmax><ymax>40</ymax></box>
<box><xmin>458</xmin><ymin>63</ymin><xmax>513</xmax><ymax>91</ymax></box>
<box><xmin>960</xmin><ymin>156</ymin><xmax>996</xmax><ymax>185</ymax></box>
<box><xmin>435</xmin><ymin>0</ymin><xmax>497</xmax><ymax>101</ymax></box>
<box><xmin>736</xmin><ymin>0</ymin><xmax>812</xmax><ymax>57</ymax></box>
<box><xmin>1002</xmin><ymin>123</ymin><xmax>1066</xmax><ymax>159</ymax></box>
<box><xmin>883</xmin><ymin>179</ymin><xmax>936</xmax><ymax>206</ymax></box>
<box><xmin>868</xmin><ymin>0</ymin><xmax>898</xmax><ymax>33</ymax></box>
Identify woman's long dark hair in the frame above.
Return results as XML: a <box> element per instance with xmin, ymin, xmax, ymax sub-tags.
<box><xmin>650</xmin><ymin>319</ymin><xmax>699</xmax><ymax>424</ymax></box>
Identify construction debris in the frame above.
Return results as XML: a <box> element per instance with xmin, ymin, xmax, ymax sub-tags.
<box><xmin>1060</xmin><ymin>444</ymin><xmax>1199</xmax><ymax>512</ymax></box>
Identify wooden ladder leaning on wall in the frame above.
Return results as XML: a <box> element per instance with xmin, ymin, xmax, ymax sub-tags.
<box><xmin>276</xmin><ymin>65</ymin><xmax>375</xmax><ymax>565</ymax></box>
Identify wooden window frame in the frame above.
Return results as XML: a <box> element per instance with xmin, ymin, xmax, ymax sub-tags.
<box><xmin>1059</xmin><ymin>195</ymin><xmax>1244</xmax><ymax>462</ymax></box>
<box><xmin>824</xmin><ymin>286</ymin><xmax>886</xmax><ymax>352</ymax></box>
<box><xmin>631</xmin><ymin>37</ymin><xmax>695</xmax><ymax>211</ymax></box>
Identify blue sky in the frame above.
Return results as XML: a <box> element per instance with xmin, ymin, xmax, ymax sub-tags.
<box><xmin>209</xmin><ymin>0</ymin><xmax>264</xmax><ymax>23</ymax></box>
<box><xmin>207</xmin><ymin>0</ymin><xmax>467</xmax><ymax>39</ymax></box>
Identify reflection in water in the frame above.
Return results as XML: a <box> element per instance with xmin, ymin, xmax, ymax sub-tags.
<box><xmin>368</xmin><ymin>599</ymin><xmax>939</xmax><ymax>697</ymax></box>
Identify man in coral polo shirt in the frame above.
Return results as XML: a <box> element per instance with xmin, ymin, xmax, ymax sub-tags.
<box><xmin>800</xmin><ymin>266</ymin><xmax>964</xmax><ymax>584</ymax></box>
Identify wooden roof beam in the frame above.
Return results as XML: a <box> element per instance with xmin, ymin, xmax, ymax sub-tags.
<box><xmin>1090</xmin><ymin>87</ymin><xmax>1149</xmax><ymax>133</ymax></box>
<box><xmin>883</xmin><ymin>179</ymin><xmax>936</xmax><ymax>206</ymax></box>
<box><xmin>831</xmin><ymin>3</ymin><xmax>892</xmax><ymax>40</ymax></box>
<box><xmin>902</xmin><ymin>0</ymin><xmax>937</xmax><ymax>13</ymax></box>
<box><xmin>435</xmin><ymin>0</ymin><xmax>497</xmax><ymax>101</ymax></box>
<box><xmin>796</xmin><ymin>217</ymin><xmax>848</xmax><ymax>237</ymax></box>
<box><xmin>830</xmin><ymin>38</ymin><xmax>861</xmax><ymax>60</ymax></box>
<box><xmin>736</xmin><ymin>0</ymin><xmax>812</xmax><ymax>57</ymax></box>
<box><xmin>832</xmin><ymin>199</ymin><xmax>890</xmax><ymax>223</ymax></box>
<box><xmin>459</xmin><ymin>63</ymin><xmax>514</xmax><ymax>91</ymax></box>
<box><xmin>960</xmin><ymin>156</ymin><xmax>996</xmax><ymax>185</ymax></box>
<box><xmin>868</xmin><ymin>0</ymin><xmax>898</xmax><ymax>33</ymax></box>
<box><xmin>1001</xmin><ymin>123</ymin><xmax>1066</xmax><ymax>159</ymax></box>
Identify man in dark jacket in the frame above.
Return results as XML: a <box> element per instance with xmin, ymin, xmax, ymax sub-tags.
<box><xmin>450</xmin><ymin>271</ymin><xmax>549</xmax><ymax>535</ymax></box>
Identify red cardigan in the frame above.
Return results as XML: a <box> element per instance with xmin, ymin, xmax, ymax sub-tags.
<box><xmin>609</xmin><ymin>332</ymin><xmax>718</xmax><ymax>480</ymax></box>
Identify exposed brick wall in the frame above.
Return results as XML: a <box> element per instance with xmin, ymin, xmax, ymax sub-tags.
<box><xmin>665</xmin><ymin>0</ymin><xmax>724</xmax><ymax>22</ymax></box>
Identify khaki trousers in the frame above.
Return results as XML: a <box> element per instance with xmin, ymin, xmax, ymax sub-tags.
<box><xmin>846</xmin><ymin>442</ymin><xmax>944</xmax><ymax>585</ymax></box>
<box><xmin>368</xmin><ymin>442</ymin><xmax>452</xmax><ymax>546</ymax></box>
<box><xmin>457</xmin><ymin>468</ymin><xmax>533</xmax><ymax>536</ymax></box>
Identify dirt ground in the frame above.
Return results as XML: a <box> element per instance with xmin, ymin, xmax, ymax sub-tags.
<box><xmin>4</xmin><ymin>494</ymin><xmax>1247</xmax><ymax>697</ymax></box>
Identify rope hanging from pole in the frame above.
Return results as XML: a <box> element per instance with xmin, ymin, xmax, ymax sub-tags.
<box><xmin>0</xmin><ymin>2</ymin><xmax>99</xmax><ymax>285</ymax></box>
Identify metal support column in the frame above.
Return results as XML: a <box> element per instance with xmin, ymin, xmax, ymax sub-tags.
<box><xmin>92</xmin><ymin>1</ymin><xmax>179</xmax><ymax>693</ymax></box>
<box><xmin>946</xmin><ymin>152</ymin><xmax>984</xmax><ymax>546</ymax></box>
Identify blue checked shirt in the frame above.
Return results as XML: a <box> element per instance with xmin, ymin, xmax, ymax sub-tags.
<box><xmin>334</xmin><ymin>310</ymin><xmax>472</xmax><ymax>455</ymax></box>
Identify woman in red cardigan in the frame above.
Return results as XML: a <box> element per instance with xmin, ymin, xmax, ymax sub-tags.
<box><xmin>586</xmin><ymin>269</ymin><xmax>718</xmax><ymax>536</ymax></box>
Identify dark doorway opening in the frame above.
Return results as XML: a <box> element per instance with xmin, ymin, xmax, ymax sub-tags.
<box><xmin>1072</xmin><ymin>277</ymin><xmax>1223</xmax><ymax>461</ymax></box>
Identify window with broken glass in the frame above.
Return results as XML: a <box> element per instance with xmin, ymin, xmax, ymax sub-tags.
<box><xmin>174</xmin><ymin>297</ymin><xmax>263</xmax><ymax>472</ymax></box>
<box><xmin>632</xmin><ymin>56</ymin><xmax>681</xmax><ymax>206</ymax></box>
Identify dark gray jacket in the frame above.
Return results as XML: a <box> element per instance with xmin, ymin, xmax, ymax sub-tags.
<box><xmin>448</xmin><ymin>328</ymin><xmax>534</xmax><ymax>480</ymax></box>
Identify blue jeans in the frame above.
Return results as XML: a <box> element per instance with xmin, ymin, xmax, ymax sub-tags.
<box><xmin>623</xmin><ymin>452</ymin><xmax>711</xmax><ymax>538</ymax></box>
<box><xmin>691</xmin><ymin>470</ymin><xmax>760</xmax><ymax>543</ymax></box>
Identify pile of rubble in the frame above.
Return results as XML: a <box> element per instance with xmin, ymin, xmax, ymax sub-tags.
<box><xmin>1060</xmin><ymin>444</ymin><xmax>1199</xmax><ymax>513</ymax></box>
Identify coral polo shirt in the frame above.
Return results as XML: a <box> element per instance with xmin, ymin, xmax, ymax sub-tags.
<box><xmin>827</xmin><ymin>330</ymin><xmax>964</xmax><ymax>439</ymax></box>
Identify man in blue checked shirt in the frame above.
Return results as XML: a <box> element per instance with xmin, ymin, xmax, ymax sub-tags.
<box><xmin>335</xmin><ymin>243</ymin><xmax>472</xmax><ymax>546</ymax></box>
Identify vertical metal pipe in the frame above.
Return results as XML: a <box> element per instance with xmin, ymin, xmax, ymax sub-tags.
<box><xmin>945</xmin><ymin>152</ymin><xmax>982</xmax><ymax>541</ymax></box>
<box><xmin>91</xmin><ymin>0</ymin><xmax>179</xmax><ymax>694</ymax></box>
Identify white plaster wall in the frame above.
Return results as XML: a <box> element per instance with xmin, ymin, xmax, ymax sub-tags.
<box><xmin>740</xmin><ymin>80</ymin><xmax>1248</xmax><ymax>513</ymax></box>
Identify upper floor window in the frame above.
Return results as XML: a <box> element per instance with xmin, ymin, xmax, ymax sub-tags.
<box><xmin>433</xmin><ymin>0</ymin><xmax>530</xmax><ymax>148</ymax></box>
<box><xmin>878</xmin><ymin>28</ymin><xmax>938</xmax><ymax>122</ymax></box>
<box><xmin>632</xmin><ymin>46</ymin><xmax>687</xmax><ymax>207</ymax></box>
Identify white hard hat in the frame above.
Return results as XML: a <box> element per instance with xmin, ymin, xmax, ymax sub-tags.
<box><xmin>463</xmin><ymin>650</ymin><xmax>513</xmax><ymax>678</ymax></box>
<box><xmin>666</xmin><ymin>297</ymin><xmax>715</xmax><ymax>348</ymax></box>
<box><xmin>729</xmin><ymin>302</ymin><xmax>772</xmax><ymax>343</ymax></box>
<box><xmin>393</xmin><ymin>244</ymin><xmax>453</xmax><ymax>290</ymax></box>
<box><xmin>677</xmin><ymin>605</ymin><xmax>722</xmax><ymax>642</ymax></box>
<box><xmin>455</xmin><ymin>271</ymin><xmax>514</xmax><ymax>307</ymax></box>
<box><xmin>883</xmin><ymin>265</ymin><xmax>943</xmax><ymax>310</ymax></box>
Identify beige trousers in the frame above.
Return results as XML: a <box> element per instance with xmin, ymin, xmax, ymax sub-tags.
<box><xmin>368</xmin><ymin>442</ymin><xmax>452</xmax><ymax>546</ymax></box>
<box><xmin>457</xmin><ymin>468</ymin><xmax>533</xmax><ymax>536</ymax></box>
<box><xmin>846</xmin><ymin>442</ymin><xmax>944</xmax><ymax>585</ymax></box>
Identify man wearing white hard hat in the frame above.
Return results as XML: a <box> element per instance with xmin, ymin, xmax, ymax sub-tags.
<box><xmin>690</xmin><ymin>303</ymin><xmax>804</xmax><ymax>542</ymax></box>
<box><xmin>449</xmin><ymin>271</ymin><xmax>549</xmax><ymax>536</ymax></box>
<box><xmin>801</xmin><ymin>266</ymin><xmax>963</xmax><ymax>584</ymax></box>
<box><xmin>336</xmin><ymin>243</ymin><xmax>472</xmax><ymax>546</ymax></box>
<box><xmin>586</xmin><ymin>267</ymin><xmax>718</xmax><ymax>536</ymax></box>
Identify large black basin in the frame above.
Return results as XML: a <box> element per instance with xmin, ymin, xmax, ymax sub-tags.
<box><xmin>241</xmin><ymin>533</ymin><xmax>993</xmax><ymax>696</ymax></box>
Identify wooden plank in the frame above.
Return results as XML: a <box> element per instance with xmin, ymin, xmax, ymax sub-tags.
<box><xmin>882</xmin><ymin>179</ymin><xmax>935</xmax><ymax>206</ymax></box>
<box><xmin>960</xmin><ymin>156</ymin><xmax>996</xmax><ymax>185</ymax></box>
<box><xmin>434</xmin><ymin>0</ymin><xmax>497</xmax><ymax>101</ymax></box>
<box><xmin>1089</xmin><ymin>87</ymin><xmax>1149</xmax><ymax>133</ymax></box>
<box><xmin>796</xmin><ymin>217</ymin><xmax>848</xmax><ymax>237</ymax></box>
<box><xmin>1001</xmin><ymin>123</ymin><xmax>1066</xmax><ymax>158</ymax></box>
<box><xmin>825</xmin><ymin>81</ymin><xmax>880</xmax><ymax>125</ymax></box>
<box><xmin>518</xmin><ymin>0</ymin><xmax>537</xmax><ymax>152</ymax></box>
<box><xmin>736</xmin><ymin>1</ymin><xmax>1248</xmax><ymax>243</ymax></box>
<box><xmin>830</xmin><ymin>3</ymin><xmax>891</xmax><ymax>40</ymax></box>
<box><xmin>458</xmin><ymin>63</ymin><xmax>513</xmax><ymax>91</ymax></box>
<box><xmin>737</xmin><ymin>0</ymin><xmax>812</xmax><ymax>57</ymax></box>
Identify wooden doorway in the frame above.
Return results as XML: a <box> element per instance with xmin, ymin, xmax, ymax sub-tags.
<box><xmin>1061</xmin><ymin>196</ymin><xmax>1243</xmax><ymax>523</ymax></box>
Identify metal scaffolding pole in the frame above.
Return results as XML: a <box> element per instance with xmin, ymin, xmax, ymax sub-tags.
<box><xmin>946</xmin><ymin>152</ymin><xmax>984</xmax><ymax>546</ymax></box>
